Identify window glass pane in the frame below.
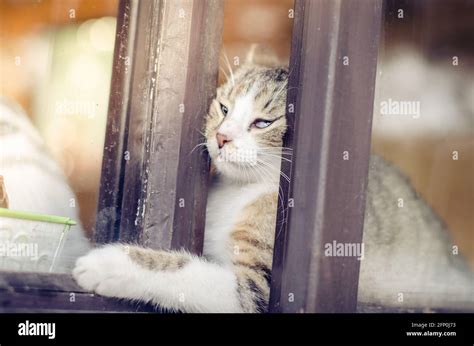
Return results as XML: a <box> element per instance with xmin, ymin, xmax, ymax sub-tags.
<box><xmin>0</xmin><ymin>0</ymin><xmax>118</xmax><ymax>273</ymax></box>
<box><xmin>363</xmin><ymin>0</ymin><xmax>474</xmax><ymax>310</ymax></box>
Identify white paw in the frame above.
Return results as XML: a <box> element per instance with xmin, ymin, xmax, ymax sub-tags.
<box><xmin>72</xmin><ymin>244</ymin><xmax>136</xmax><ymax>298</ymax></box>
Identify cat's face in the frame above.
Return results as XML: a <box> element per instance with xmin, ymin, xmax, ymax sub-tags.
<box><xmin>205</xmin><ymin>64</ymin><xmax>288</xmax><ymax>183</ymax></box>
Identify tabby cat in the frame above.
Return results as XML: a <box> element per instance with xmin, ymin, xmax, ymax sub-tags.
<box><xmin>73</xmin><ymin>49</ymin><xmax>474</xmax><ymax>312</ymax></box>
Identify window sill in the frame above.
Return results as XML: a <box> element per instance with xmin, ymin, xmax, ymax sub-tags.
<box><xmin>0</xmin><ymin>271</ymin><xmax>158</xmax><ymax>313</ymax></box>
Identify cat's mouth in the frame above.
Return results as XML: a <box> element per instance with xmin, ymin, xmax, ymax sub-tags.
<box><xmin>206</xmin><ymin>139</ymin><xmax>282</xmax><ymax>183</ymax></box>
<box><xmin>216</xmin><ymin>148</ymin><xmax>258</xmax><ymax>167</ymax></box>
<box><xmin>211</xmin><ymin>148</ymin><xmax>283</xmax><ymax>185</ymax></box>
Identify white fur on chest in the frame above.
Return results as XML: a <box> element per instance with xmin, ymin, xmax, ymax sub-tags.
<box><xmin>203</xmin><ymin>179</ymin><xmax>273</xmax><ymax>266</ymax></box>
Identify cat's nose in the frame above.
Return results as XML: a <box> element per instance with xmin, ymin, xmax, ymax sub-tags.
<box><xmin>216</xmin><ymin>133</ymin><xmax>231</xmax><ymax>149</ymax></box>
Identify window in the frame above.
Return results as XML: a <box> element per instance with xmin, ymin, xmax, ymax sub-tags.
<box><xmin>1</xmin><ymin>0</ymin><xmax>472</xmax><ymax>313</ymax></box>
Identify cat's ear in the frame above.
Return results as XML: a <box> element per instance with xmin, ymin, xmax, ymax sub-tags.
<box><xmin>245</xmin><ymin>44</ymin><xmax>280</xmax><ymax>67</ymax></box>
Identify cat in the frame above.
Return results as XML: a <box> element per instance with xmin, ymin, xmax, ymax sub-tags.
<box><xmin>73</xmin><ymin>49</ymin><xmax>474</xmax><ymax>312</ymax></box>
<box><xmin>0</xmin><ymin>97</ymin><xmax>91</xmax><ymax>272</ymax></box>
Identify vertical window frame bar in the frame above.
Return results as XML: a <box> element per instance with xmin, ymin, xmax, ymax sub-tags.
<box><xmin>96</xmin><ymin>0</ymin><xmax>224</xmax><ymax>255</ymax></box>
<box><xmin>269</xmin><ymin>0</ymin><xmax>383</xmax><ymax>313</ymax></box>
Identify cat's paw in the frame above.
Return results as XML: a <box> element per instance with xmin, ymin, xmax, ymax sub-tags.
<box><xmin>72</xmin><ymin>244</ymin><xmax>136</xmax><ymax>298</ymax></box>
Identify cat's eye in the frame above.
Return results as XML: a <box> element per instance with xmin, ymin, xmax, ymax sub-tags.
<box><xmin>252</xmin><ymin>119</ymin><xmax>272</xmax><ymax>129</ymax></box>
<box><xmin>220</xmin><ymin>103</ymin><xmax>229</xmax><ymax>116</ymax></box>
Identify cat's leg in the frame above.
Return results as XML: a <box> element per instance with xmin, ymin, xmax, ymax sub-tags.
<box><xmin>73</xmin><ymin>194</ymin><xmax>276</xmax><ymax>313</ymax></box>
<box><xmin>72</xmin><ymin>244</ymin><xmax>242</xmax><ymax>312</ymax></box>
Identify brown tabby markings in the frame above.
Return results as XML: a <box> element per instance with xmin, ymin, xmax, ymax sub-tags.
<box><xmin>129</xmin><ymin>247</ymin><xmax>190</xmax><ymax>272</ymax></box>
<box><xmin>230</xmin><ymin>193</ymin><xmax>278</xmax><ymax>312</ymax></box>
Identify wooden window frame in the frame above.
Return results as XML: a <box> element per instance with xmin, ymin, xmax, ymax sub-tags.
<box><xmin>269</xmin><ymin>0</ymin><xmax>382</xmax><ymax>313</ymax></box>
<box><xmin>96</xmin><ymin>0</ymin><xmax>223</xmax><ymax>252</ymax></box>
<box><xmin>0</xmin><ymin>0</ymin><xmax>224</xmax><ymax>313</ymax></box>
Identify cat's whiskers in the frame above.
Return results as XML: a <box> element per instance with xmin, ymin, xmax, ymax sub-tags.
<box><xmin>241</xmin><ymin>161</ymin><xmax>252</xmax><ymax>185</ymax></box>
<box><xmin>253</xmin><ymin>161</ymin><xmax>291</xmax><ymax>239</ymax></box>
<box><xmin>260</xmin><ymin>146</ymin><xmax>293</xmax><ymax>151</ymax></box>
<box><xmin>190</xmin><ymin>142</ymin><xmax>208</xmax><ymax>154</ymax></box>
<box><xmin>252</xmin><ymin>161</ymin><xmax>270</xmax><ymax>183</ymax></box>
<box><xmin>254</xmin><ymin>158</ymin><xmax>293</xmax><ymax>230</ymax></box>
<box><xmin>246</xmin><ymin>164</ymin><xmax>260</xmax><ymax>186</ymax></box>
<box><xmin>219</xmin><ymin>66</ymin><xmax>231</xmax><ymax>85</ymax></box>
<box><xmin>254</xmin><ymin>160</ymin><xmax>284</xmax><ymax>197</ymax></box>
<box><xmin>256</xmin><ymin>159</ymin><xmax>290</xmax><ymax>184</ymax></box>
<box><xmin>259</xmin><ymin>151</ymin><xmax>293</xmax><ymax>161</ymax></box>
<box><xmin>259</xmin><ymin>147</ymin><xmax>293</xmax><ymax>155</ymax></box>
<box><xmin>250</xmin><ymin>163</ymin><xmax>286</xmax><ymax>224</ymax></box>
<box><xmin>222</xmin><ymin>50</ymin><xmax>235</xmax><ymax>87</ymax></box>
<box><xmin>195</xmin><ymin>127</ymin><xmax>207</xmax><ymax>137</ymax></box>
<box><xmin>258</xmin><ymin>152</ymin><xmax>292</xmax><ymax>163</ymax></box>
<box><xmin>268</xmin><ymin>82</ymin><xmax>288</xmax><ymax>109</ymax></box>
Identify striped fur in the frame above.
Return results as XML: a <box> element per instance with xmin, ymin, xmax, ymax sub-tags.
<box><xmin>230</xmin><ymin>193</ymin><xmax>277</xmax><ymax>312</ymax></box>
<box><xmin>129</xmin><ymin>246</ymin><xmax>190</xmax><ymax>272</ymax></box>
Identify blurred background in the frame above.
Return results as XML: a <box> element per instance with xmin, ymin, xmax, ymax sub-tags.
<box><xmin>0</xmin><ymin>0</ymin><xmax>118</xmax><ymax>233</ymax></box>
<box><xmin>0</xmin><ymin>0</ymin><xmax>472</xmax><ymax>266</ymax></box>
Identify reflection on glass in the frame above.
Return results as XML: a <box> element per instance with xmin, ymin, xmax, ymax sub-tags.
<box><xmin>0</xmin><ymin>0</ymin><xmax>118</xmax><ymax>273</ymax></box>
<box><xmin>363</xmin><ymin>0</ymin><xmax>474</xmax><ymax>310</ymax></box>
